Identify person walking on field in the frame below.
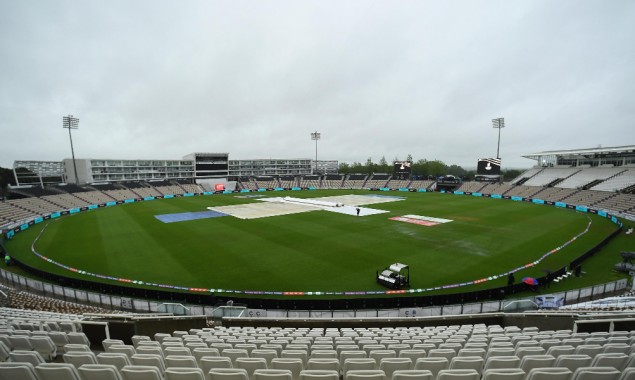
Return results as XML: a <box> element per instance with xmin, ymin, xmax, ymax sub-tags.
<box><xmin>356</xmin><ymin>208</ymin><xmax>361</xmax><ymax>216</ymax></box>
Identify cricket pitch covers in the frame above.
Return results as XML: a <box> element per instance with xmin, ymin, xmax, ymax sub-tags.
<box><xmin>207</xmin><ymin>194</ymin><xmax>404</xmax><ymax>219</ymax></box>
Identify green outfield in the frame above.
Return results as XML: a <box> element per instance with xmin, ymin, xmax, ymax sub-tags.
<box><xmin>3</xmin><ymin>190</ymin><xmax>625</xmax><ymax>297</ymax></box>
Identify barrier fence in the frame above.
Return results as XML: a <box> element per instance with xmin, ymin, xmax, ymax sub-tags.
<box><xmin>0</xmin><ymin>266</ymin><xmax>629</xmax><ymax>318</ymax></box>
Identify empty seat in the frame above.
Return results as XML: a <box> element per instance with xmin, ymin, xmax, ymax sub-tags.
<box><xmin>481</xmin><ymin>368</ymin><xmax>526</xmax><ymax>380</ymax></box>
<box><xmin>306</xmin><ymin>358</ymin><xmax>339</xmax><ymax>372</ymax></box>
<box><xmin>554</xmin><ymin>354</ymin><xmax>593</xmax><ymax>372</ymax></box>
<box><xmin>271</xmin><ymin>358</ymin><xmax>305</xmax><ymax>380</ymax></box>
<box><xmin>136</xmin><ymin>346</ymin><xmax>164</xmax><ymax>357</ymax></box>
<box><xmin>235</xmin><ymin>357</ymin><xmax>269</xmax><ymax>377</ymax></box>
<box><xmin>64</xmin><ymin>351</ymin><xmax>98</xmax><ymax>368</ymax></box>
<box><xmin>620</xmin><ymin>367</ymin><xmax>635</xmax><ymax>380</ymax></box>
<box><xmin>575</xmin><ymin>345</ymin><xmax>603</xmax><ymax>357</ymax></box>
<box><xmin>164</xmin><ymin>367</ymin><xmax>205</xmax><ymax>380</ymax></box>
<box><xmin>436</xmin><ymin>369</ymin><xmax>480</xmax><ymax>380</ymax></box>
<box><xmin>223</xmin><ymin>349</ymin><xmax>250</xmax><ymax>366</ymax></box>
<box><xmin>10</xmin><ymin>350</ymin><xmax>46</xmax><ymax>366</ymax></box>
<box><xmin>200</xmin><ymin>356</ymin><xmax>234</xmax><ymax>372</ymax></box>
<box><xmin>571</xmin><ymin>366</ymin><xmax>621</xmax><ymax>380</ymax></box>
<box><xmin>165</xmin><ymin>354</ymin><xmax>198</xmax><ymax>368</ymax></box>
<box><xmin>457</xmin><ymin>349</ymin><xmax>485</xmax><ymax>360</ymax></box>
<box><xmin>103</xmin><ymin>339</ymin><xmax>126</xmax><ymax>350</ymax></box>
<box><xmin>483</xmin><ymin>356</ymin><xmax>521</xmax><ymax>370</ymax></box>
<box><xmin>343</xmin><ymin>358</ymin><xmax>376</xmax><ymax>376</ymax></box>
<box><xmin>378</xmin><ymin>358</ymin><xmax>412</xmax><ymax>378</ymax></box>
<box><xmin>519</xmin><ymin>355</ymin><xmax>556</xmax><ymax>373</ymax></box>
<box><xmin>546</xmin><ymin>345</ymin><xmax>575</xmax><ymax>358</ymax></box>
<box><xmin>107</xmin><ymin>345</ymin><xmax>136</xmax><ymax>358</ymax></box>
<box><xmin>253</xmin><ymin>369</ymin><xmax>293</xmax><ymax>380</ymax></box>
<box><xmin>9</xmin><ymin>335</ymin><xmax>33</xmax><ymax>351</ymax></box>
<box><xmin>428</xmin><ymin>349</ymin><xmax>456</xmax><ymax>362</ymax></box>
<box><xmin>130</xmin><ymin>354</ymin><xmax>166</xmax><ymax>372</ymax></box>
<box><xmin>97</xmin><ymin>352</ymin><xmax>133</xmax><ymax>370</ymax></box>
<box><xmin>391</xmin><ymin>369</ymin><xmax>433</xmax><ymax>380</ymax></box>
<box><xmin>525</xmin><ymin>367</ymin><xmax>572</xmax><ymax>380</ymax></box>
<box><xmin>298</xmin><ymin>370</ymin><xmax>339</xmax><ymax>380</ymax></box>
<box><xmin>449</xmin><ymin>356</ymin><xmax>484</xmax><ymax>374</ymax></box>
<box><xmin>208</xmin><ymin>368</ymin><xmax>250</xmax><ymax>380</ymax></box>
<box><xmin>591</xmin><ymin>353</ymin><xmax>629</xmax><ymax>371</ymax></box>
<box><xmin>120</xmin><ymin>365</ymin><xmax>163</xmax><ymax>380</ymax></box>
<box><xmin>67</xmin><ymin>333</ymin><xmax>91</xmax><ymax>346</ymax></box>
<box><xmin>414</xmin><ymin>357</ymin><xmax>449</xmax><ymax>378</ymax></box>
<box><xmin>29</xmin><ymin>336</ymin><xmax>58</xmax><ymax>361</ymax></box>
<box><xmin>36</xmin><ymin>363</ymin><xmax>82</xmax><ymax>380</ymax></box>
<box><xmin>0</xmin><ymin>361</ymin><xmax>39</xmax><ymax>380</ymax></box>
<box><xmin>344</xmin><ymin>369</ymin><xmax>386</xmax><ymax>380</ymax></box>
<box><xmin>192</xmin><ymin>347</ymin><xmax>221</xmax><ymax>362</ymax></box>
<box><xmin>515</xmin><ymin>347</ymin><xmax>545</xmax><ymax>359</ymax></box>
<box><xmin>78</xmin><ymin>364</ymin><xmax>124</xmax><ymax>380</ymax></box>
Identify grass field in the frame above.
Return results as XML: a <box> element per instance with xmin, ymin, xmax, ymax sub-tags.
<box><xmin>3</xmin><ymin>189</ymin><xmax>625</xmax><ymax>298</ymax></box>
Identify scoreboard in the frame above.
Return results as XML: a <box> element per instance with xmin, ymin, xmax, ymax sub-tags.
<box><xmin>393</xmin><ymin>161</ymin><xmax>412</xmax><ymax>180</ymax></box>
<box><xmin>477</xmin><ymin>158</ymin><xmax>501</xmax><ymax>175</ymax></box>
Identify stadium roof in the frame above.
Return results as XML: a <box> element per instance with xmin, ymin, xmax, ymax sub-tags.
<box><xmin>523</xmin><ymin>145</ymin><xmax>635</xmax><ymax>160</ymax></box>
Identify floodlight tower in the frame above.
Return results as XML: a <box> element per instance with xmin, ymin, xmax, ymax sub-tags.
<box><xmin>63</xmin><ymin>115</ymin><xmax>80</xmax><ymax>184</ymax></box>
<box><xmin>311</xmin><ymin>131</ymin><xmax>321</xmax><ymax>175</ymax></box>
<box><xmin>492</xmin><ymin>117</ymin><xmax>505</xmax><ymax>159</ymax></box>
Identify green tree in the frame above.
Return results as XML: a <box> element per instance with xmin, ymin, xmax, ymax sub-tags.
<box><xmin>338</xmin><ymin>162</ymin><xmax>351</xmax><ymax>174</ymax></box>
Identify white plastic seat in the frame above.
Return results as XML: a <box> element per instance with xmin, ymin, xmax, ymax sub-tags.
<box><xmin>571</xmin><ymin>366</ymin><xmax>621</xmax><ymax>380</ymax></box>
<box><xmin>391</xmin><ymin>369</ymin><xmax>433</xmax><ymax>380</ymax></box>
<box><xmin>36</xmin><ymin>363</ymin><xmax>82</xmax><ymax>380</ymax></box>
<box><xmin>120</xmin><ymin>365</ymin><xmax>163</xmax><ymax>380</ymax></box>
<box><xmin>485</xmin><ymin>348</ymin><xmax>516</xmax><ymax>360</ymax></box>
<box><xmin>546</xmin><ymin>345</ymin><xmax>575</xmax><ymax>358</ymax></box>
<box><xmin>603</xmin><ymin>344</ymin><xmax>631</xmax><ymax>354</ymax></box>
<box><xmin>108</xmin><ymin>345</ymin><xmax>137</xmax><ymax>358</ymax></box>
<box><xmin>378</xmin><ymin>358</ymin><xmax>412</xmax><ymax>379</ymax></box>
<box><xmin>253</xmin><ymin>369</ymin><xmax>293</xmax><ymax>380</ymax></box>
<box><xmin>574</xmin><ymin>345</ymin><xmax>603</xmax><ymax>357</ymax></box>
<box><xmin>298</xmin><ymin>369</ymin><xmax>338</xmax><ymax>380</ymax></box>
<box><xmin>193</xmin><ymin>347</ymin><xmax>221</xmax><ymax>362</ymax></box>
<box><xmin>136</xmin><ymin>346</ymin><xmax>164</xmax><ymax>357</ymax></box>
<box><xmin>281</xmin><ymin>350</ymin><xmax>309</xmax><ymax>368</ymax></box>
<box><xmin>165</xmin><ymin>354</ymin><xmax>198</xmax><ymax>368</ymax></box>
<box><xmin>591</xmin><ymin>353</ymin><xmax>629</xmax><ymax>371</ymax></box>
<box><xmin>515</xmin><ymin>347</ymin><xmax>545</xmax><ymax>359</ymax></box>
<box><xmin>164</xmin><ymin>367</ymin><xmax>205</xmax><ymax>380</ymax></box>
<box><xmin>9</xmin><ymin>335</ymin><xmax>33</xmax><ymax>351</ymax></box>
<box><xmin>235</xmin><ymin>357</ymin><xmax>269</xmax><ymax>377</ymax></box>
<box><xmin>64</xmin><ymin>343</ymin><xmax>91</xmax><ymax>353</ymax></box>
<box><xmin>414</xmin><ymin>357</ymin><xmax>449</xmax><ymax>378</ymax></box>
<box><xmin>345</xmin><ymin>369</ymin><xmax>385</xmax><ymax>380</ymax></box>
<box><xmin>398</xmin><ymin>350</ymin><xmax>426</xmax><ymax>362</ymax></box>
<box><xmin>306</xmin><ymin>358</ymin><xmax>339</xmax><ymax>372</ymax></box>
<box><xmin>130</xmin><ymin>354</ymin><xmax>166</xmax><ymax>372</ymax></box>
<box><xmin>481</xmin><ymin>368</ymin><xmax>526</xmax><ymax>380</ymax></box>
<box><xmin>554</xmin><ymin>354</ymin><xmax>592</xmax><ymax>372</ymax></box>
<box><xmin>208</xmin><ymin>368</ymin><xmax>250</xmax><ymax>380</ymax></box>
<box><xmin>620</xmin><ymin>367</ymin><xmax>635</xmax><ymax>380</ymax></box>
<box><xmin>427</xmin><ymin>349</ymin><xmax>456</xmax><ymax>362</ymax></box>
<box><xmin>78</xmin><ymin>364</ymin><xmax>124</xmax><ymax>380</ymax></box>
<box><xmin>98</xmin><ymin>352</ymin><xmax>133</xmax><ymax>370</ymax></box>
<box><xmin>343</xmin><ymin>358</ymin><xmax>376</xmax><ymax>376</ymax></box>
<box><xmin>131</xmin><ymin>336</ymin><xmax>151</xmax><ymax>348</ymax></box>
<box><xmin>483</xmin><ymin>356</ymin><xmax>520</xmax><ymax>370</ymax></box>
<box><xmin>519</xmin><ymin>355</ymin><xmax>556</xmax><ymax>373</ymax></box>
<box><xmin>64</xmin><ymin>351</ymin><xmax>98</xmax><ymax>368</ymax></box>
<box><xmin>103</xmin><ymin>339</ymin><xmax>126</xmax><ymax>350</ymax></box>
<box><xmin>200</xmin><ymin>356</ymin><xmax>234</xmax><ymax>372</ymax></box>
<box><xmin>10</xmin><ymin>350</ymin><xmax>46</xmax><ymax>366</ymax></box>
<box><xmin>449</xmin><ymin>356</ymin><xmax>483</xmax><ymax>374</ymax></box>
<box><xmin>525</xmin><ymin>367</ymin><xmax>572</xmax><ymax>380</ymax></box>
<box><xmin>0</xmin><ymin>341</ymin><xmax>10</xmax><ymax>362</ymax></box>
<box><xmin>67</xmin><ymin>333</ymin><xmax>91</xmax><ymax>346</ymax></box>
<box><xmin>48</xmin><ymin>332</ymin><xmax>70</xmax><ymax>350</ymax></box>
<box><xmin>0</xmin><ymin>361</ymin><xmax>39</xmax><ymax>380</ymax></box>
<box><xmin>252</xmin><ymin>349</ymin><xmax>279</xmax><ymax>366</ymax></box>
<box><xmin>223</xmin><ymin>349</ymin><xmax>250</xmax><ymax>366</ymax></box>
<box><xmin>271</xmin><ymin>358</ymin><xmax>305</xmax><ymax>380</ymax></box>
<box><xmin>29</xmin><ymin>336</ymin><xmax>58</xmax><ymax>361</ymax></box>
<box><xmin>310</xmin><ymin>350</ymin><xmax>337</xmax><ymax>359</ymax></box>
<box><xmin>165</xmin><ymin>346</ymin><xmax>193</xmax><ymax>356</ymax></box>
<box><xmin>436</xmin><ymin>369</ymin><xmax>480</xmax><ymax>380</ymax></box>
<box><xmin>456</xmin><ymin>349</ymin><xmax>485</xmax><ymax>360</ymax></box>
<box><xmin>369</xmin><ymin>350</ymin><xmax>397</xmax><ymax>365</ymax></box>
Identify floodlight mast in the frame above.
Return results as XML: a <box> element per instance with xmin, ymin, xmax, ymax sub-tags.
<box><xmin>311</xmin><ymin>131</ymin><xmax>321</xmax><ymax>175</ymax></box>
<box><xmin>63</xmin><ymin>115</ymin><xmax>80</xmax><ymax>184</ymax></box>
<box><xmin>492</xmin><ymin>118</ymin><xmax>505</xmax><ymax>159</ymax></box>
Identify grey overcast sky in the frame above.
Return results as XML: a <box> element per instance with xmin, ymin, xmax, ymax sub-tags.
<box><xmin>1</xmin><ymin>0</ymin><xmax>634</xmax><ymax>170</ymax></box>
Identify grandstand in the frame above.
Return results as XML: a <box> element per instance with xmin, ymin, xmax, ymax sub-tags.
<box><xmin>1</xmin><ymin>145</ymin><xmax>635</xmax><ymax>380</ymax></box>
